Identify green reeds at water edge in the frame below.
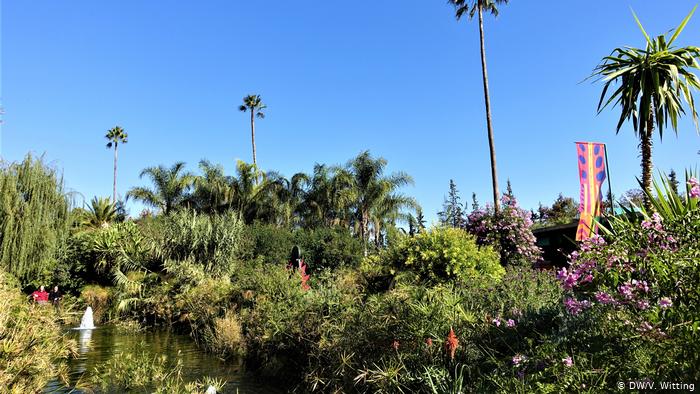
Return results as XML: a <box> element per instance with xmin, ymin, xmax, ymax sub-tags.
<box><xmin>0</xmin><ymin>269</ymin><xmax>76</xmax><ymax>393</ymax></box>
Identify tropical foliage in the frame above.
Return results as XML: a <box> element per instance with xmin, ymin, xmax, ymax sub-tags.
<box><xmin>128</xmin><ymin>162</ymin><xmax>195</xmax><ymax>215</ymax></box>
<box><xmin>594</xmin><ymin>8</ymin><xmax>700</xmax><ymax>208</ymax></box>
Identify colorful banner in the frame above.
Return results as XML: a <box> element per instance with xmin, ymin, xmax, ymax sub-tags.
<box><xmin>575</xmin><ymin>142</ymin><xmax>607</xmax><ymax>241</ymax></box>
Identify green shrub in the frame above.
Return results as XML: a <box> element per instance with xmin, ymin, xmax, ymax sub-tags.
<box><xmin>295</xmin><ymin>226</ymin><xmax>363</xmax><ymax>271</ymax></box>
<box><xmin>239</xmin><ymin>223</ymin><xmax>295</xmax><ymax>264</ymax></box>
<box><xmin>380</xmin><ymin>227</ymin><xmax>503</xmax><ymax>283</ymax></box>
<box><xmin>154</xmin><ymin>210</ymin><xmax>244</xmax><ymax>277</ymax></box>
<box><xmin>240</xmin><ymin>224</ymin><xmax>362</xmax><ymax>272</ymax></box>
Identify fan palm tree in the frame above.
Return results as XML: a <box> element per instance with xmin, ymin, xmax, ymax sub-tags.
<box><xmin>594</xmin><ymin>8</ymin><xmax>700</xmax><ymax>210</ymax></box>
<box><xmin>448</xmin><ymin>0</ymin><xmax>507</xmax><ymax>213</ymax></box>
<box><xmin>127</xmin><ymin>162</ymin><xmax>195</xmax><ymax>215</ymax></box>
<box><xmin>348</xmin><ymin>151</ymin><xmax>414</xmax><ymax>255</ymax></box>
<box><xmin>238</xmin><ymin>95</ymin><xmax>266</xmax><ymax>172</ymax></box>
<box><xmin>105</xmin><ymin>126</ymin><xmax>128</xmax><ymax>203</ymax></box>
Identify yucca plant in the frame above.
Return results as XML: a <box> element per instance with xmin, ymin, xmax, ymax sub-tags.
<box><xmin>600</xmin><ymin>170</ymin><xmax>699</xmax><ymax>236</ymax></box>
<box><xmin>594</xmin><ymin>7</ymin><xmax>700</xmax><ymax>210</ymax></box>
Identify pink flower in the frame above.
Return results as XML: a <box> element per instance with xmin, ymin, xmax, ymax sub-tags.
<box><xmin>564</xmin><ymin>298</ymin><xmax>589</xmax><ymax>315</ymax></box>
<box><xmin>392</xmin><ymin>340</ymin><xmax>400</xmax><ymax>351</ymax></box>
<box><xmin>659</xmin><ymin>297</ymin><xmax>673</xmax><ymax>309</ymax></box>
<box><xmin>512</xmin><ymin>354</ymin><xmax>526</xmax><ymax>367</ymax></box>
<box><xmin>688</xmin><ymin>178</ymin><xmax>700</xmax><ymax>198</ymax></box>
<box><xmin>506</xmin><ymin>319</ymin><xmax>516</xmax><ymax>328</ymax></box>
<box><xmin>562</xmin><ymin>356</ymin><xmax>573</xmax><ymax>368</ymax></box>
<box><xmin>690</xmin><ymin>185</ymin><xmax>700</xmax><ymax>199</ymax></box>
<box><xmin>636</xmin><ymin>300</ymin><xmax>650</xmax><ymax>310</ymax></box>
<box><xmin>492</xmin><ymin>318</ymin><xmax>501</xmax><ymax>327</ymax></box>
<box><xmin>595</xmin><ymin>291</ymin><xmax>615</xmax><ymax>305</ymax></box>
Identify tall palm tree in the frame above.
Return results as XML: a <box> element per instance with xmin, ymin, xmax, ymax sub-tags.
<box><xmin>448</xmin><ymin>0</ymin><xmax>507</xmax><ymax>212</ymax></box>
<box><xmin>105</xmin><ymin>126</ymin><xmax>128</xmax><ymax>203</ymax></box>
<box><xmin>127</xmin><ymin>162</ymin><xmax>195</xmax><ymax>215</ymax></box>
<box><xmin>348</xmin><ymin>151</ymin><xmax>414</xmax><ymax>256</ymax></box>
<box><xmin>594</xmin><ymin>8</ymin><xmax>700</xmax><ymax>210</ymax></box>
<box><xmin>238</xmin><ymin>95</ymin><xmax>266</xmax><ymax>172</ymax></box>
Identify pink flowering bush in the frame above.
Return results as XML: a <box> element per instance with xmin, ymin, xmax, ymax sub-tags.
<box><xmin>475</xmin><ymin>177</ymin><xmax>700</xmax><ymax>392</ymax></box>
<box><xmin>465</xmin><ymin>195</ymin><xmax>541</xmax><ymax>266</ymax></box>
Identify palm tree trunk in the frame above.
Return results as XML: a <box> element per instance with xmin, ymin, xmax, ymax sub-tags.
<box><xmin>361</xmin><ymin>211</ymin><xmax>369</xmax><ymax>257</ymax></box>
<box><xmin>113</xmin><ymin>143</ymin><xmax>118</xmax><ymax>203</ymax></box>
<box><xmin>250</xmin><ymin>110</ymin><xmax>259</xmax><ymax>185</ymax></box>
<box><xmin>250</xmin><ymin>111</ymin><xmax>257</xmax><ymax>165</ymax></box>
<box><xmin>478</xmin><ymin>3</ymin><xmax>500</xmax><ymax>213</ymax></box>
<box><xmin>641</xmin><ymin>115</ymin><xmax>654</xmax><ymax>211</ymax></box>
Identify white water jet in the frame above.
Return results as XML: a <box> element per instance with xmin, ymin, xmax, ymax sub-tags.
<box><xmin>76</xmin><ymin>306</ymin><xmax>95</xmax><ymax>329</ymax></box>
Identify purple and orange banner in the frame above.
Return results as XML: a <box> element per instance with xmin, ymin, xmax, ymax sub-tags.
<box><xmin>575</xmin><ymin>142</ymin><xmax>607</xmax><ymax>241</ymax></box>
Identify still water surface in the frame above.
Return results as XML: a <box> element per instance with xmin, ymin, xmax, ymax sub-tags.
<box><xmin>44</xmin><ymin>325</ymin><xmax>283</xmax><ymax>393</ymax></box>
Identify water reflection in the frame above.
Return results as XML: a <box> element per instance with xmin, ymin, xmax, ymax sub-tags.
<box><xmin>44</xmin><ymin>326</ymin><xmax>282</xmax><ymax>393</ymax></box>
<box><xmin>78</xmin><ymin>329</ymin><xmax>93</xmax><ymax>353</ymax></box>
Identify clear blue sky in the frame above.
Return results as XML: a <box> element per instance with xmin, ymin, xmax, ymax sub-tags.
<box><xmin>2</xmin><ymin>1</ymin><xmax>700</xmax><ymax>222</ymax></box>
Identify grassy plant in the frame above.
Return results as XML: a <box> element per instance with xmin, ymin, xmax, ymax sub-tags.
<box><xmin>0</xmin><ymin>270</ymin><xmax>76</xmax><ymax>392</ymax></box>
<box><xmin>206</xmin><ymin>311</ymin><xmax>245</xmax><ymax>357</ymax></box>
<box><xmin>81</xmin><ymin>284</ymin><xmax>112</xmax><ymax>323</ymax></box>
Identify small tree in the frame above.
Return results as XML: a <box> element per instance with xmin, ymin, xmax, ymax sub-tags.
<box><xmin>438</xmin><ymin>179</ymin><xmax>466</xmax><ymax>228</ymax></box>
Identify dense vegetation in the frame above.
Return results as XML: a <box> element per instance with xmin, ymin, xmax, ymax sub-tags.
<box><xmin>3</xmin><ymin>150</ymin><xmax>699</xmax><ymax>392</ymax></box>
<box><xmin>1</xmin><ymin>4</ymin><xmax>699</xmax><ymax>393</ymax></box>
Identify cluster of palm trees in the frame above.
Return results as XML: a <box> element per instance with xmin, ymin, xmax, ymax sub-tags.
<box><xmin>125</xmin><ymin>151</ymin><xmax>417</xmax><ymax>254</ymax></box>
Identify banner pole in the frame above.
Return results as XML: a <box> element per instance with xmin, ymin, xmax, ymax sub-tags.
<box><xmin>604</xmin><ymin>144</ymin><xmax>614</xmax><ymax>215</ymax></box>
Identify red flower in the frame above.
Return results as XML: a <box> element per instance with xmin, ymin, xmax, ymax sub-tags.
<box><xmin>445</xmin><ymin>327</ymin><xmax>459</xmax><ymax>360</ymax></box>
<box><xmin>299</xmin><ymin>259</ymin><xmax>311</xmax><ymax>291</ymax></box>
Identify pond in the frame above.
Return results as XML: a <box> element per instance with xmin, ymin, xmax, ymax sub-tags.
<box><xmin>44</xmin><ymin>325</ymin><xmax>283</xmax><ymax>393</ymax></box>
